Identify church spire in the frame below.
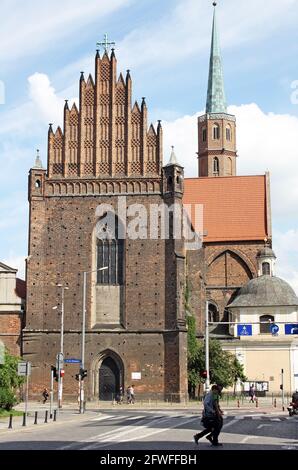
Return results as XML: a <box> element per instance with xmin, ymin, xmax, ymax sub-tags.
<box><xmin>206</xmin><ymin>2</ymin><xmax>227</xmax><ymax>114</ymax></box>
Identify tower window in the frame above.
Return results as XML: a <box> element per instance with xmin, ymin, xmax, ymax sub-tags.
<box><xmin>213</xmin><ymin>157</ymin><xmax>219</xmax><ymax>175</ymax></box>
<box><xmin>226</xmin><ymin>126</ymin><xmax>231</xmax><ymax>141</ymax></box>
<box><xmin>202</xmin><ymin>128</ymin><xmax>207</xmax><ymax>142</ymax></box>
<box><xmin>213</xmin><ymin>124</ymin><xmax>220</xmax><ymax>140</ymax></box>
<box><xmin>97</xmin><ymin>215</ymin><xmax>124</xmax><ymax>285</ymax></box>
<box><xmin>262</xmin><ymin>262</ymin><xmax>270</xmax><ymax>276</ymax></box>
<box><xmin>35</xmin><ymin>180</ymin><xmax>41</xmax><ymax>189</ymax></box>
<box><xmin>260</xmin><ymin>315</ymin><xmax>274</xmax><ymax>334</ymax></box>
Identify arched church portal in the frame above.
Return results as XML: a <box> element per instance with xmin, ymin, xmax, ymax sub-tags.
<box><xmin>94</xmin><ymin>351</ymin><xmax>124</xmax><ymax>401</ymax></box>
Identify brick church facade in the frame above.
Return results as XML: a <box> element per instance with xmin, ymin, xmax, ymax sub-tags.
<box><xmin>24</xmin><ymin>5</ymin><xmax>270</xmax><ymax>400</ymax></box>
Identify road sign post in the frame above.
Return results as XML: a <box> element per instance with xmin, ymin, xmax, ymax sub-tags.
<box><xmin>237</xmin><ymin>324</ymin><xmax>253</xmax><ymax>336</ymax></box>
<box><xmin>270</xmin><ymin>324</ymin><xmax>279</xmax><ymax>336</ymax></box>
<box><xmin>50</xmin><ymin>367</ymin><xmax>54</xmax><ymax>418</ymax></box>
<box><xmin>281</xmin><ymin>368</ymin><xmax>285</xmax><ymax>411</ymax></box>
<box><xmin>56</xmin><ymin>352</ymin><xmax>64</xmax><ymax>410</ymax></box>
<box><xmin>18</xmin><ymin>362</ymin><xmax>31</xmax><ymax>425</ymax></box>
<box><xmin>285</xmin><ymin>324</ymin><xmax>298</xmax><ymax>335</ymax></box>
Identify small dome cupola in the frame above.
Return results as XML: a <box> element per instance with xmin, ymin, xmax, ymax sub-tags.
<box><xmin>257</xmin><ymin>242</ymin><xmax>276</xmax><ymax>277</ymax></box>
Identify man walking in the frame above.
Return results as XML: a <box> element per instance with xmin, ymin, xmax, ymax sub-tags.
<box><xmin>194</xmin><ymin>384</ymin><xmax>224</xmax><ymax>447</ymax></box>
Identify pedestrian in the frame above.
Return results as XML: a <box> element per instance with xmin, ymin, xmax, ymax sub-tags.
<box><xmin>130</xmin><ymin>385</ymin><xmax>135</xmax><ymax>404</ymax></box>
<box><xmin>249</xmin><ymin>384</ymin><xmax>256</xmax><ymax>403</ymax></box>
<box><xmin>193</xmin><ymin>384</ymin><xmax>224</xmax><ymax>447</ymax></box>
<box><xmin>116</xmin><ymin>386</ymin><xmax>123</xmax><ymax>404</ymax></box>
<box><xmin>126</xmin><ymin>386</ymin><xmax>131</xmax><ymax>404</ymax></box>
<box><xmin>42</xmin><ymin>387</ymin><xmax>49</xmax><ymax>404</ymax></box>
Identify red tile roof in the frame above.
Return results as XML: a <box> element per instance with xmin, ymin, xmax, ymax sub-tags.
<box><xmin>183</xmin><ymin>175</ymin><xmax>268</xmax><ymax>243</ymax></box>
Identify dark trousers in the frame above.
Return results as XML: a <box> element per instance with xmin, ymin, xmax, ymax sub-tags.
<box><xmin>195</xmin><ymin>416</ymin><xmax>223</xmax><ymax>444</ymax></box>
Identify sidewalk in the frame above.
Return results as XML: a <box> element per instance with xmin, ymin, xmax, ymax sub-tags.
<box><xmin>0</xmin><ymin>403</ymin><xmax>82</xmax><ymax>433</ymax></box>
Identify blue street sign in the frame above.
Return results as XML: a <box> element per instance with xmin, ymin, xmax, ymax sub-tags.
<box><xmin>285</xmin><ymin>324</ymin><xmax>298</xmax><ymax>335</ymax></box>
<box><xmin>237</xmin><ymin>324</ymin><xmax>252</xmax><ymax>336</ymax></box>
<box><xmin>64</xmin><ymin>358</ymin><xmax>81</xmax><ymax>364</ymax></box>
<box><xmin>270</xmin><ymin>324</ymin><xmax>279</xmax><ymax>335</ymax></box>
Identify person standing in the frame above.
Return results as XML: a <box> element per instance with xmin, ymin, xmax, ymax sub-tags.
<box><xmin>194</xmin><ymin>384</ymin><xmax>224</xmax><ymax>447</ymax></box>
<box><xmin>249</xmin><ymin>384</ymin><xmax>256</xmax><ymax>403</ymax></box>
<box><xmin>130</xmin><ymin>385</ymin><xmax>135</xmax><ymax>404</ymax></box>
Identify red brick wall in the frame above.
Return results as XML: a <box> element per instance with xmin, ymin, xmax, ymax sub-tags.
<box><xmin>0</xmin><ymin>313</ymin><xmax>22</xmax><ymax>356</ymax></box>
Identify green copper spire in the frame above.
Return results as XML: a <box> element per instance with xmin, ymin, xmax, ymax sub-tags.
<box><xmin>206</xmin><ymin>3</ymin><xmax>227</xmax><ymax>114</ymax></box>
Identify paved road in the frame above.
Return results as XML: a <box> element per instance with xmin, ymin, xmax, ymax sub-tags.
<box><xmin>0</xmin><ymin>409</ymin><xmax>297</xmax><ymax>451</ymax></box>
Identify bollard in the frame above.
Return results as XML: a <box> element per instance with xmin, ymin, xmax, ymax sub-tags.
<box><xmin>255</xmin><ymin>398</ymin><xmax>259</xmax><ymax>408</ymax></box>
<box><xmin>44</xmin><ymin>410</ymin><xmax>48</xmax><ymax>423</ymax></box>
<box><xmin>274</xmin><ymin>398</ymin><xmax>277</xmax><ymax>408</ymax></box>
<box><xmin>22</xmin><ymin>412</ymin><xmax>26</xmax><ymax>427</ymax></box>
<box><xmin>34</xmin><ymin>411</ymin><xmax>38</xmax><ymax>425</ymax></box>
<box><xmin>8</xmin><ymin>414</ymin><xmax>13</xmax><ymax>429</ymax></box>
<box><xmin>53</xmin><ymin>410</ymin><xmax>57</xmax><ymax>422</ymax></box>
<box><xmin>237</xmin><ymin>399</ymin><xmax>240</xmax><ymax>408</ymax></box>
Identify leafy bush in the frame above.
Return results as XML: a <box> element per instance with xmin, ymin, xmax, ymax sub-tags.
<box><xmin>0</xmin><ymin>388</ymin><xmax>17</xmax><ymax>411</ymax></box>
<box><xmin>0</xmin><ymin>350</ymin><xmax>24</xmax><ymax>410</ymax></box>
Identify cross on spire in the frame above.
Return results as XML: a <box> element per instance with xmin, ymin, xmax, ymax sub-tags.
<box><xmin>96</xmin><ymin>33</ymin><xmax>116</xmax><ymax>53</ymax></box>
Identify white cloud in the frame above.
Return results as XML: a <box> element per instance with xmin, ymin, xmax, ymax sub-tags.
<box><xmin>3</xmin><ymin>253</ymin><xmax>25</xmax><ymax>280</ymax></box>
<box><xmin>28</xmin><ymin>73</ymin><xmax>64</xmax><ymax>125</ymax></box>
<box><xmin>274</xmin><ymin>230</ymin><xmax>298</xmax><ymax>294</ymax></box>
<box><xmin>0</xmin><ymin>73</ymin><xmax>77</xmax><ymax>140</ymax></box>
<box><xmin>0</xmin><ymin>0</ymin><xmax>133</xmax><ymax>62</ymax></box>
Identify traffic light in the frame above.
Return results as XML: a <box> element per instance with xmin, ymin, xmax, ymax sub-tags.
<box><xmin>51</xmin><ymin>366</ymin><xmax>58</xmax><ymax>382</ymax></box>
<box><xmin>200</xmin><ymin>370</ymin><xmax>208</xmax><ymax>379</ymax></box>
<box><xmin>75</xmin><ymin>369</ymin><xmax>87</xmax><ymax>381</ymax></box>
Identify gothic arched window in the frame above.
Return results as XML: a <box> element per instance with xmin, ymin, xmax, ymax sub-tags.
<box><xmin>202</xmin><ymin>128</ymin><xmax>207</xmax><ymax>142</ymax></box>
<box><xmin>226</xmin><ymin>125</ymin><xmax>232</xmax><ymax>141</ymax></box>
<box><xmin>213</xmin><ymin>157</ymin><xmax>219</xmax><ymax>175</ymax></box>
<box><xmin>213</xmin><ymin>124</ymin><xmax>220</xmax><ymax>140</ymax></box>
<box><xmin>260</xmin><ymin>314</ymin><xmax>274</xmax><ymax>334</ymax></box>
<box><xmin>208</xmin><ymin>303</ymin><xmax>219</xmax><ymax>323</ymax></box>
<box><xmin>96</xmin><ymin>215</ymin><xmax>124</xmax><ymax>285</ymax></box>
<box><xmin>262</xmin><ymin>262</ymin><xmax>270</xmax><ymax>276</ymax></box>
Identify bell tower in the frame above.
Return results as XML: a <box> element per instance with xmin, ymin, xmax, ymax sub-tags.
<box><xmin>198</xmin><ymin>2</ymin><xmax>237</xmax><ymax>177</ymax></box>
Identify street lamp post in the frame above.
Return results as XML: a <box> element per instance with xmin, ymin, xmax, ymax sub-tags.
<box><xmin>53</xmin><ymin>284</ymin><xmax>69</xmax><ymax>409</ymax></box>
<box><xmin>205</xmin><ymin>300</ymin><xmax>210</xmax><ymax>392</ymax></box>
<box><xmin>79</xmin><ymin>266</ymin><xmax>108</xmax><ymax>413</ymax></box>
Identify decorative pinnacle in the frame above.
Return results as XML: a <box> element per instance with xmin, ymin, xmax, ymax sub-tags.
<box><xmin>34</xmin><ymin>149</ymin><xmax>43</xmax><ymax>169</ymax></box>
<box><xmin>213</xmin><ymin>2</ymin><xmax>217</xmax><ymax>6</ymax></box>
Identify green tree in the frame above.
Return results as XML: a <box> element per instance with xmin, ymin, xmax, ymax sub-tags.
<box><xmin>0</xmin><ymin>350</ymin><xmax>24</xmax><ymax>410</ymax></box>
<box><xmin>196</xmin><ymin>339</ymin><xmax>246</xmax><ymax>389</ymax></box>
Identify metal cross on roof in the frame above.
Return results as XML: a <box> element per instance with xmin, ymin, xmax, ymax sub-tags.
<box><xmin>96</xmin><ymin>33</ymin><xmax>115</xmax><ymax>53</ymax></box>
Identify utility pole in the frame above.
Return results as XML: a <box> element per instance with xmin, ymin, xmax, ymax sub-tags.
<box><xmin>79</xmin><ymin>271</ymin><xmax>87</xmax><ymax>414</ymax></box>
<box><xmin>54</xmin><ymin>285</ymin><xmax>69</xmax><ymax>409</ymax></box>
<box><xmin>79</xmin><ymin>266</ymin><xmax>108</xmax><ymax>414</ymax></box>
<box><xmin>49</xmin><ymin>367</ymin><xmax>54</xmax><ymax>418</ymax></box>
<box><xmin>205</xmin><ymin>300</ymin><xmax>210</xmax><ymax>392</ymax></box>
<box><xmin>281</xmin><ymin>368</ymin><xmax>285</xmax><ymax>411</ymax></box>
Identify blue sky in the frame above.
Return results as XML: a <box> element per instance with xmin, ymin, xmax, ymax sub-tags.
<box><xmin>1</xmin><ymin>0</ymin><xmax>298</xmax><ymax>291</ymax></box>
